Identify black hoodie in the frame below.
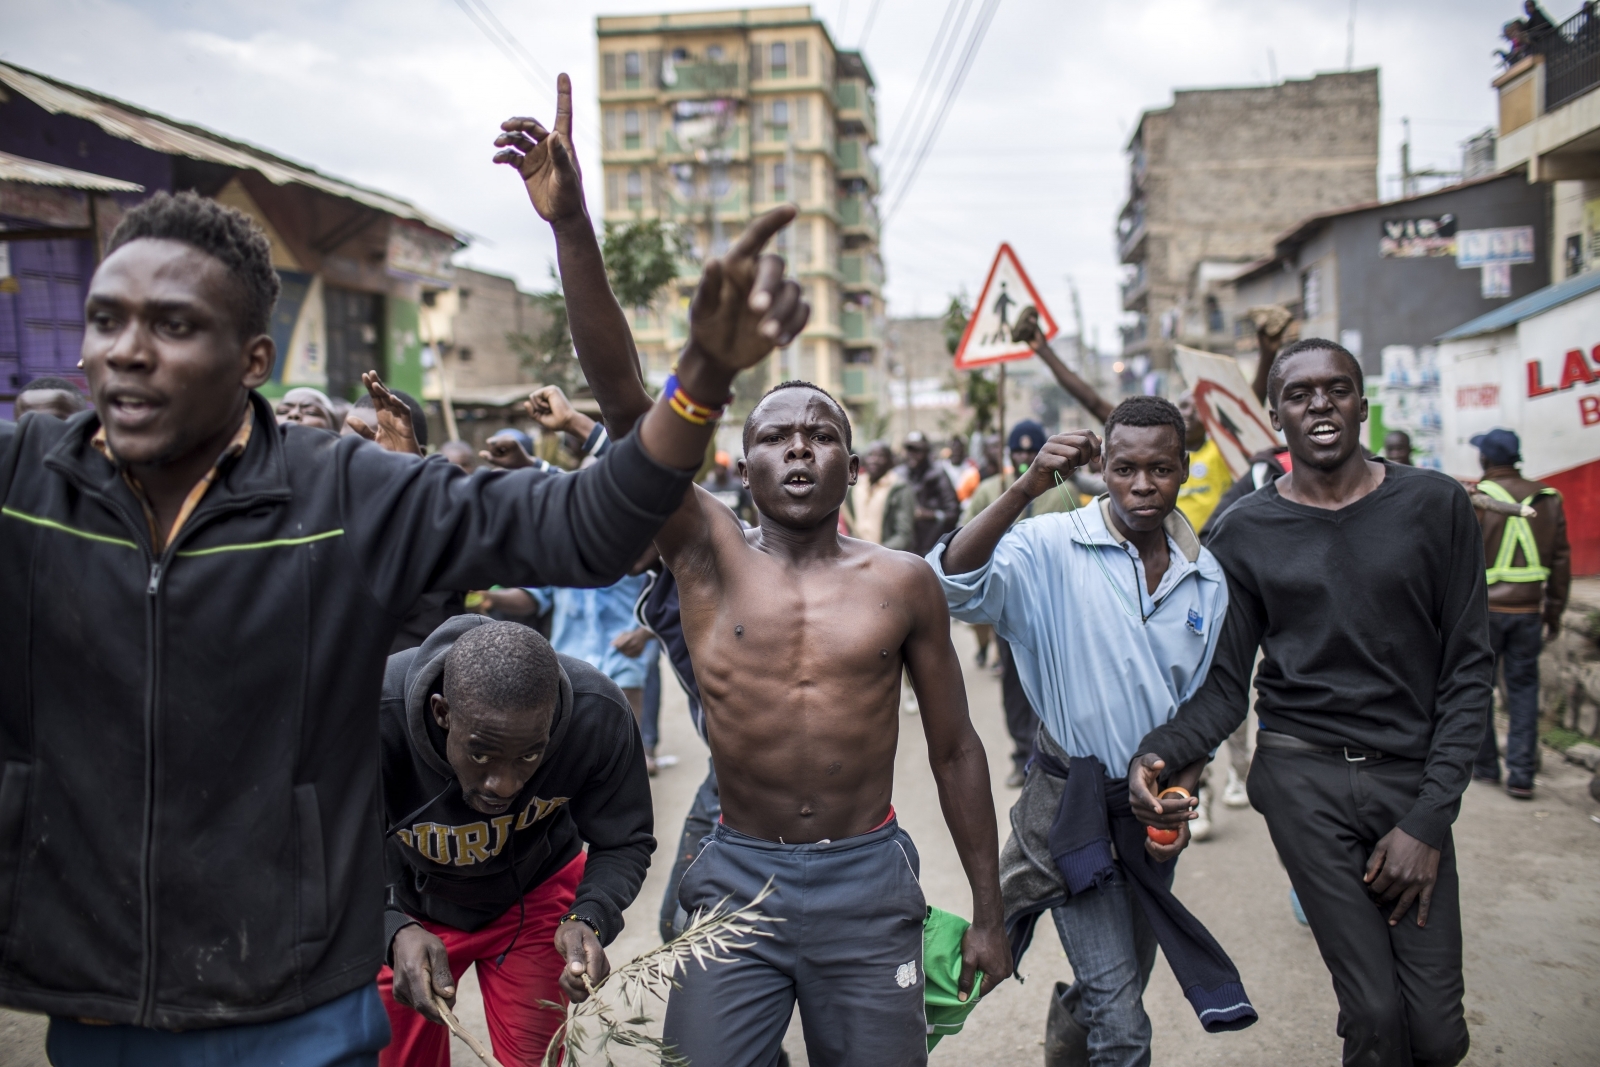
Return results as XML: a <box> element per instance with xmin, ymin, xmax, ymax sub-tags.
<box><xmin>381</xmin><ymin>615</ymin><xmax>653</xmax><ymax>949</ymax></box>
<box><xmin>0</xmin><ymin>393</ymin><xmax>691</xmax><ymax>1028</ymax></box>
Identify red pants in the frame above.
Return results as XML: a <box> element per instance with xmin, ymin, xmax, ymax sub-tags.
<box><xmin>378</xmin><ymin>852</ymin><xmax>585</xmax><ymax>1067</ymax></box>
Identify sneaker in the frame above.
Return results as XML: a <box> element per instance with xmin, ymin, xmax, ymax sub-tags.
<box><xmin>1189</xmin><ymin>785</ymin><xmax>1213</xmax><ymax>841</ymax></box>
<box><xmin>1506</xmin><ymin>783</ymin><xmax>1534</xmax><ymax>800</ymax></box>
<box><xmin>1222</xmin><ymin>767</ymin><xmax>1250</xmax><ymax>809</ymax></box>
<box><xmin>1289</xmin><ymin>889</ymin><xmax>1309</xmax><ymax>926</ymax></box>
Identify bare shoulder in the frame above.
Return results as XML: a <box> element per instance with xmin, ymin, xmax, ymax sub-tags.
<box><xmin>843</xmin><ymin>537</ymin><xmax>945</xmax><ymax>601</ymax></box>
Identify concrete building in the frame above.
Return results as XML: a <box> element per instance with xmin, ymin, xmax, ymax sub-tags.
<box><xmin>595</xmin><ymin>5</ymin><xmax>884</xmax><ymax>425</ymax></box>
<box><xmin>0</xmin><ymin>61</ymin><xmax>462</xmax><ymax>417</ymax></box>
<box><xmin>1117</xmin><ymin>70</ymin><xmax>1380</xmax><ymax>371</ymax></box>
<box><xmin>1492</xmin><ymin>4</ymin><xmax>1600</xmax><ymax>284</ymax></box>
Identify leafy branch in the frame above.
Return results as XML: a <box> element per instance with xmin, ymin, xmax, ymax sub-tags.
<box><xmin>540</xmin><ymin>879</ymin><xmax>782</xmax><ymax>1067</ymax></box>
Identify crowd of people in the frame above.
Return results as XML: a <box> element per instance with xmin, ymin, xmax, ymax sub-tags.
<box><xmin>0</xmin><ymin>69</ymin><xmax>1570</xmax><ymax>1067</ymax></box>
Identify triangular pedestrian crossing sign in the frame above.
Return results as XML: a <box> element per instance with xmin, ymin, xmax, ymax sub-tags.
<box><xmin>953</xmin><ymin>243</ymin><xmax>1059</xmax><ymax>369</ymax></box>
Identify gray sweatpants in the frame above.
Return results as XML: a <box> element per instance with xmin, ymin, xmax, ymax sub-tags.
<box><xmin>662</xmin><ymin>817</ymin><xmax>929</xmax><ymax>1067</ymax></box>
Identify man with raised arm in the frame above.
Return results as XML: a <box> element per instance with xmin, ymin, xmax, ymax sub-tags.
<box><xmin>0</xmin><ymin>70</ymin><xmax>805</xmax><ymax>1066</ymax></box>
<box><xmin>493</xmin><ymin>80</ymin><xmax>1010</xmax><ymax>1066</ymax></box>
<box><xmin>1130</xmin><ymin>338</ymin><xmax>1493</xmax><ymax>1067</ymax></box>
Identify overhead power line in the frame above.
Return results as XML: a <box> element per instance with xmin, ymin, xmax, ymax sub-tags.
<box><xmin>882</xmin><ymin>0</ymin><xmax>1002</xmax><ymax>223</ymax></box>
<box><xmin>451</xmin><ymin>0</ymin><xmax>555</xmax><ymax>90</ymax></box>
<box><xmin>856</xmin><ymin>0</ymin><xmax>886</xmax><ymax>48</ymax></box>
<box><xmin>878</xmin><ymin>0</ymin><xmax>965</xmax><ymax>173</ymax></box>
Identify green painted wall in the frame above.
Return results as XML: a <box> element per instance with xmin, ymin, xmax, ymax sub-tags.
<box><xmin>386</xmin><ymin>297</ymin><xmax>424</xmax><ymax>398</ymax></box>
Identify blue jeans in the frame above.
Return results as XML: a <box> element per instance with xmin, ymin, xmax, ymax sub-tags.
<box><xmin>641</xmin><ymin>650</ymin><xmax>661</xmax><ymax>750</ymax></box>
<box><xmin>1475</xmin><ymin>612</ymin><xmax>1543</xmax><ymax>789</ymax></box>
<box><xmin>47</xmin><ymin>983</ymin><xmax>389</xmax><ymax>1067</ymax></box>
<box><xmin>1051</xmin><ymin>866</ymin><xmax>1168</xmax><ymax>1067</ymax></box>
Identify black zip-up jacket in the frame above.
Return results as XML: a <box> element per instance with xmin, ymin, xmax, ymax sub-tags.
<box><xmin>381</xmin><ymin>615</ymin><xmax>652</xmax><ymax>950</ymax></box>
<box><xmin>0</xmin><ymin>393</ymin><xmax>693</xmax><ymax>1029</ymax></box>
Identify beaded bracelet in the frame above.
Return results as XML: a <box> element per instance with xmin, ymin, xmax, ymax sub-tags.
<box><xmin>663</xmin><ymin>371</ymin><xmax>729</xmax><ymax>427</ymax></box>
<box><xmin>561</xmin><ymin>911</ymin><xmax>600</xmax><ymax>935</ymax></box>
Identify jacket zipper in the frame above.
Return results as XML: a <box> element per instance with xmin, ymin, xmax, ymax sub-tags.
<box><xmin>136</xmin><ymin>551</ymin><xmax>165</xmax><ymax>1023</ymax></box>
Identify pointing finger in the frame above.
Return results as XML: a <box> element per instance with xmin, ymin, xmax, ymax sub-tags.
<box><xmin>728</xmin><ymin>205</ymin><xmax>796</xmax><ymax>262</ymax></box>
<box><xmin>555</xmin><ymin>73</ymin><xmax>573</xmax><ymax>141</ymax></box>
<box><xmin>749</xmin><ymin>254</ymin><xmax>784</xmax><ymax>314</ymax></box>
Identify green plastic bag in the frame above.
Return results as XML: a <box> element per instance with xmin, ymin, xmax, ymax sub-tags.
<box><xmin>923</xmin><ymin>906</ymin><xmax>984</xmax><ymax>1051</ymax></box>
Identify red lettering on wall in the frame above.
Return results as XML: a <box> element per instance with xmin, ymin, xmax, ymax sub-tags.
<box><xmin>1455</xmin><ymin>384</ymin><xmax>1501</xmax><ymax>409</ymax></box>
<box><xmin>1582</xmin><ymin>396</ymin><xmax>1600</xmax><ymax>426</ymax></box>
<box><xmin>1561</xmin><ymin>349</ymin><xmax>1597</xmax><ymax>390</ymax></box>
<box><xmin>1529</xmin><ymin>360</ymin><xmax>1557</xmax><ymax>397</ymax></box>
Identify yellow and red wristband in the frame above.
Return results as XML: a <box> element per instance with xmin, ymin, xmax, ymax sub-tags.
<box><xmin>663</xmin><ymin>371</ymin><xmax>729</xmax><ymax>427</ymax></box>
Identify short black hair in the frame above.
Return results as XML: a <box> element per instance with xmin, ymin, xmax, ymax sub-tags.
<box><xmin>742</xmin><ymin>379</ymin><xmax>853</xmax><ymax>451</ymax></box>
<box><xmin>353</xmin><ymin>388</ymin><xmax>429</xmax><ymax>447</ymax></box>
<box><xmin>1266</xmin><ymin>338</ymin><xmax>1364</xmax><ymax>407</ymax></box>
<box><xmin>106</xmin><ymin>191</ymin><xmax>281</xmax><ymax>340</ymax></box>
<box><xmin>21</xmin><ymin>376</ymin><xmax>84</xmax><ymax>396</ymax></box>
<box><xmin>443</xmin><ymin>622</ymin><xmax>561</xmax><ymax>719</ymax></box>
<box><xmin>1102</xmin><ymin>395</ymin><xmax>1188</xmax><ymax>458</ymax></box>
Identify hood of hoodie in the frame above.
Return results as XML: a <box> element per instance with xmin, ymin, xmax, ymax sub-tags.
<box><xmin>401</xmin><ymin>613</ymin><xmax>574</xmax><ymax>783</ymax></box>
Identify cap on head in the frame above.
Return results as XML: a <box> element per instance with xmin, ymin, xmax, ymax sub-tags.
<box><xmin>488</xmin><ymin>427</ymin><xmax>534</xmax><ymax>452</ymax></box>
<box><xmin>1008</xmin><ymin>420</ymin><xmax>1047</xmax><ymax>453</ymax></box>
<box><xmin>1470</xmin><ymin>428</ymin><xmax>1520</xmax><ymax>466</ymax></box>
<box><xmin>904</xmin><ymin>431</ymin><xmax>929</xmax><ymax>451</ymax></box>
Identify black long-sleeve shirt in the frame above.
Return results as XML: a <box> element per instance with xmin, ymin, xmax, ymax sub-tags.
<box><xmin>1138</xmin><ymin>461</ymin><xmax>1493</xmax><ymax>848</ymax></box>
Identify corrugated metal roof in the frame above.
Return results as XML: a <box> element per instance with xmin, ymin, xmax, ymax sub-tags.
<box><xmin>0</xmin><ymin>150</ymin><xmax>144</xmax><ymax>192</ymax></box>
<box><xmin>0</xmin><ymin>62</ymin><xmax>464</xmax><ymax>241</ymax></box>
<box><xmin>1437</xmin><ymin>269</ymin><xmax>1600</xmax><ymax>340</ymax></box>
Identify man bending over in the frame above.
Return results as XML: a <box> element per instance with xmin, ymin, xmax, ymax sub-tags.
<box><xmin>378</xmin><ymin>617</ymin><xmax>651</xmax><ymax>1066</ymax></box>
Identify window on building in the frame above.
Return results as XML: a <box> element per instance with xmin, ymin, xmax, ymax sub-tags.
<box><xmin>458</xmin><ymin>346</ymin><xmax>473</xmax><ymax>362</ymax></box>
<box><xmin>795</xmin><ymin>219</ymin><xmax>813</xmax><ymax>267</ymax></box>
<box><xmin>793</xmin><ymin>158</ymin><xmax>811</xmax><ymax>203</ymax></box>
<box><xmin>646</xmin><ymin>108</ymin><xmax>660</xmax><ymax>149</ymax></box>
<box><xmin>602</xmin><ymin>53</ymin><xmax>618</xmax><ymax>91</ymax></box>
<box><xmin>606</xmin><ymin>172</ymin><xmax>621</xmax><ymax>212</ymax></box>
<box><xmin>795</xmin><ymin>97</ymin><xmax>811</xmax><ymax>140</ymax></box>
<box><xmin>749</xmin><ymin>43</ymin><xmax>762</xmax><ymax>79</ymax></box>
<box><xmin>624</xmin><ymin>109</ymin><xmax>640</xmax><ymax>150</ymax></box>
<box><xmin>1205</xmin><ymin>295</ymin><xmax>1223</xmax><ymax>334</ymax></box>
<box><xmin>770</xmin><ymin>100</ymin><xmax>789</xmax><ymax>140</ymax></box>
<box><xmin>772</xmin><ymin>162</ymin><xmax>787</xmax><ymax>199</ymax></box>
<box><xmin>707</xmin><ymin>44</ymin><xmax>724</xmax><ymax>61</ymax></box>
<box><xmin>624</xmin><ymin>51</ymin><xmax>641</xmax><ymax>88</ymax></box>
<box><xmin>770</xmin><ymin>42</ymin><xmax>788</xmax><ymax>77</ymax></box>
<box><xmin>795</xmin><ymin>41</ymin><xmax>809</xmax><ymax>77</ymax></box>
<box><xmin>1301</xmin><ymin>264</ymin><xmax>1323</xmax><ymax>319</ymax></box>
<box><xmin>627</xmin><ymin>170</ymin><xmax>643</xmax><ymax>211</ymax></box>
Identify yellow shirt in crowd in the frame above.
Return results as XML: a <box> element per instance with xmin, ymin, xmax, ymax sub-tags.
<box><xmin>1176</xmin><ymin>436</ymin><xmax>1233</xmax><ymax>531</ymax></box>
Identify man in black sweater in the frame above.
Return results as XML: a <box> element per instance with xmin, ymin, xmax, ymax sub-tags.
<box><xmin>379</xmin><ymin>617</ymin><xmax>651</xmax><ymax>1066</ymax></box>
<box><xmin>1129</xmin><ymin>339</ymin><xmax>1492</xmax><ymax>1067</ymax></box>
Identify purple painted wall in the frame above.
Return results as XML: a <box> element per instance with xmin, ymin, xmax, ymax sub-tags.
<box><xmin>0</xmin><ymin>89</ymin><xmax>172</xmax><ymax>194</ymax></box>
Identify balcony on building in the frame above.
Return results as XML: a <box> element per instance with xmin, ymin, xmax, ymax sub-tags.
<box><xmin>838</xmin><ymin>192</ymin><xmax>880</xmax><ymax>242</ymax></box>
<box><xmin>1495</xmin><ymin>5</ymin><xmax>1600</xmax><ymax>180</ymax></box>
<box><xmin>835</xmin><ymin>78</ymin><xmax>877</xmax><ymax>142</ymax></box>
<box><xmin>840</xmin><ymin>250</ymin><xmax>884</xmax><ymax>293</ymax></box>
<box><xmin>841</xmin><ymin>304</ymin><xmax>881</xmax><ymax>347</ymax></box>
<box><xmin>1117</xmin><ymin>199</ymin><xmax>1147</xmax><ymax>264</ymax></box>
<box><xmin>836</xmin><ymin>137</ymin><xmax>879</xmax><ymax>192</ymax></box>
<box><xmin>841</xmin><ymin>363</ymin><xmax>875</xmax><ymax>401</ymax></box>
<box><xmin>1120</xmin><ymin>262</ymin><xmax>1149</xmax><ymax>311</ymax></box>
<box><xmin>662</xmin><ymin>60</ymin><xmax>745</xmax><ymax>98</ymax></box>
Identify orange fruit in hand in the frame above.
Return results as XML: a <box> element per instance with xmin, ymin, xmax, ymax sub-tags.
<box><xmin>1146</xmin><ymin>826</ymin><xmax>1179</xmax><ymax>845</ymax></box>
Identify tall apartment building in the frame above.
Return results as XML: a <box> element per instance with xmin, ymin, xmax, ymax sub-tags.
<box><xmin>595</xmin><ymin>6</ymin><xmax>883</xmax><ymax>424</ymax></box>
<box><xmin>1117</xmin><ymin>70</ymin><xmax>1379</xmax><ymax>369</ymax></box>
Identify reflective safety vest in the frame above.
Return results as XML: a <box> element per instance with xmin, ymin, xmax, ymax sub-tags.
<box><xmin>1480</xmin><ymin>479</ymin><xmax>1559</xmax><ymax>584</ymax></box>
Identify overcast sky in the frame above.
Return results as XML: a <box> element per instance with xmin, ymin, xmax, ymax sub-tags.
<box><xmin>4</xmin><ymin>0</ymin><xmax>1523</xmax><ymax>350</ymax></box>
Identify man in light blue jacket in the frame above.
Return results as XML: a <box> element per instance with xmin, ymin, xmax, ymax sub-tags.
<box><xmin>930</xmin><ymin>395</ymin><xmax>1231</xmax><ymax>1067</ymax></box>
